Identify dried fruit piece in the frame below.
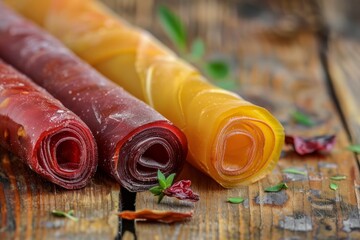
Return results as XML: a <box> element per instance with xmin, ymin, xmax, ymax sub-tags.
<box><xmin>163</xmin><ymin>180</ymin><xmax>200</xmax><ymax>202</ymax></box>
<box><xmin>118</xmin><ymin>209</ymin><xmax>193</xmax><ymax>223</ymax></box>
<box><xmin>285</xmin><ymin>135</ymin><xmax>336</xmax><ymax>155</ymax></box>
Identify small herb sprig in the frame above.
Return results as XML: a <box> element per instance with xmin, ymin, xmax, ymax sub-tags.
<box><xmin>227</xmin><ymin>197</ymin><xmax>245</xmax><ymax>204</ymax></box>
<box><xmin>264</xmin><ymin>182</ymin><xmax>288</xmax><ymax>192</ymax></box>
<box><xmin>282</xmin><ymin>168</ymin><xmax>307</xmax><ymax>176</ymax></box>
<box><xmin>330</xmin><ymin>183</ymin><xmax>338</xmax><ymax>191</ymax></box>
<box><xmin>347</xmin><ymin>144</ymin><xmax>360</xmax><ymax>153</ymax></box>
<box><xmin>157</xmin><ymin>5</ymin><xmax>233</xmax><ymax>89</ymax></box>
<box><xmin>150</xmin><ymin>170</ymin><xmax>199</xmax><ymax>203</ymax></box>
<box><xmin>291</xmin><ymin>110</ymin><xmax>315</xmax><ymax>127</ymax></box>
<box><xmin>149</xmin><ymin>170</ymin><xmax>176</xmax><ymax>203</ymax></box>
<box><xmin>330</xmin><ymin>175</ymin><xmax>346</xmax><ymax>181</ymax></box>
<box><xmin>51</xmin><ymin>209</ymin><xmax>79</xmax><ymax>222</ymax></box>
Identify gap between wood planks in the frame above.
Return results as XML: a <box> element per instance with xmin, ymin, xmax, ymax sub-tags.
<box><xmin>316</xmin><ymin>25</ymin><xmax>360</xmax><ymax>170</ymax></box>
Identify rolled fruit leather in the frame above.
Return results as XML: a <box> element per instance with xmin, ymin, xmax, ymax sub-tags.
<box><xmin>5</xmin><ymin>0</ymin><xmax>285</xmax><ymax>187</ymax></box>
<box><xmin>0</xmin><ymin>3</ymin><xmax>187</xmax><ymax>191</ymax></box>
<box><xmin>0</xmin><ymin>59</ymin><xmax>98</xmax><ymax>189</ymax></box>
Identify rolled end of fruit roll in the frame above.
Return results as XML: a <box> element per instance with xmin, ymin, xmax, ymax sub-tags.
<box><xmin>204</xmin><ymin>104</ymin><xmax>284</xmax><ymax>187</ymax></box>
<box><xmin>6</xmin><ymin>0</ymin><xmax>284</xmax><ymax>187</ymax></box>
<box><xmin>114</xmin><ymin>122</ymin><xmax>187</xmax><ymax>191</ymax></box>
<box><xmin>0</xmin><ymin>59</ymin><xmax>98</xmax><ymax>189</ymax></box>
<box><xmin>34</xmin><ymin>120</ymin><xmax>98</xmax><ymax>189</ymax></box>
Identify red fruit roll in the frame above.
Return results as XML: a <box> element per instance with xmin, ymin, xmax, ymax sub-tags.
<box><xmin>0</xmin><ymin>59</ymin><xmax>98</xmax><ymax>189</ymax></box>
<box><xmin>0</xmin><ymin>4</ymin><xmax>187</xmax><ymax>191</ymax></box>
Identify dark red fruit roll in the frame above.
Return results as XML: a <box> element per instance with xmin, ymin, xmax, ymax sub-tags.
<box><xmin>0</xmin><ymin>4</ymin><xmax>187</xmax><ymax>191</ymax></box>
<box><xmin>0</xmin><ymin>59</ymin><xmax>98</xmax><ymax>189</ymax></box>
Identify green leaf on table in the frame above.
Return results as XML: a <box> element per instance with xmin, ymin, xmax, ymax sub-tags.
<box><xmin>165</xmin><ymin>173</ymin><xmax>176</xmax><ymax>188</ymax></box>
<box><xmin>204</xmin><ymin>60</ymin><xmax>230</xmax><ymax>80</ymax></box>
<box><xmin>190</xmin><ymin>38</ymin><xmax>205</xmax><ymax>60</ymax></box>
<box><xmin>264</xmin><ymin>182</ymin><xmax>288</xmax><ymax>192</ymax></box>
<box><xmin>157</xmin><ymin>5</ymin><xmax>187</xmax><ymax>52</ymax></box>
<box><xmin>282</xmin><ymin>168</ymin><xmax>307</xmax><ymax>175</ymax></box>
<box><xmin>157</xmin><ymin>169</ymin><xmax>166</xmax><ymax>182</ymax></box>
<box><xmin>149</xmin><ymin>186</ymin><xmax>163</xmax><ymax>196</ymax></box>
<box><xmin>330</xmin><ymin>175</ymin><xmax>346</xmax><ymax>181</ymax></box>
<box><xmin>347</xmin><ymin>145</ymin><xmax>360</xmax><ymax>153</ymax></box>
<box><xmin>51</xmin><ymin>210</ymin><xmax>79</xmax><ymax>222</ymax></box>
<box><xmin>157</xmin><ymin>169</ymin><xmax>167</xmax><ymax>189</ymax></box>
<box><xmin>227</xmin><ymin>197</ymin><xmax>244</xmax><ymax>204</ymax></box>
<box><xmin>330</xmin><ymin>183</ymin><xmax>338</xmax><ymax>191</ymax></box>
<box><xmin>291</xmin><ymin>110</ymin><xmax>315</xmax><ymax>127</ymax></box>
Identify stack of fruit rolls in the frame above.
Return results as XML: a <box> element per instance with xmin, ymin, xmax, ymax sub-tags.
<box><xmin>0</xmin><ymin>3</ymin><xmax>187</xmax><ymax>191</ymax></box>
<box><xmin>5</xmin><ymin>0</ymin><xmax>284</xmax><ymax>187</ymax></box>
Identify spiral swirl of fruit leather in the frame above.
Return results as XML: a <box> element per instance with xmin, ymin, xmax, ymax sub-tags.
<box><xmin>5</xmin><ymin>0</ymin><xmax>284</xmax><ymax>187</ymax></box>
<box><xmin>0</xmin><ymin>4</ymin><xmax>187</xmax><ymax>191</ymax></box>
<box><xmin>0</xmin><ymin>59</ymin><xmax>97</xmax><ymax>189</ymax></box>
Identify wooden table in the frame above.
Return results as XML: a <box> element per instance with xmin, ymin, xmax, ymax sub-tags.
<box><xmin>2</xmin><ymin>0</ymin><xmax>360</xmax><ymax>239</ymax></box>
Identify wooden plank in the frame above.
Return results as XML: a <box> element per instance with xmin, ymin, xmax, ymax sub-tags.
<box><xmin>100</xmin><ymin>0</ymin><xmax>360</xmax><ymax>239</ymax></box>
<box><xmin>0</xmin><ymin>149</ymin><xmax>120</xmax><ymax>239</ymax></box>
<box><xmin>326</xmin><ymin>32</ymin><xmax>360</xmax><ymax>238</ymax></box>
<box><xmin>327</xmin><ymin>35</ymin><xmax>360</xmax><ymax>145</ymax></box>
<box><xmin>1</xmin><ymin>1</ymin><xmax>360</xmax><ymax>239</ymax></box>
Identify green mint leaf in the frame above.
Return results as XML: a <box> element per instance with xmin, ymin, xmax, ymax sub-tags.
<box><xmin>149</xmin><ymin>186</ymin><xmax>163</xmax><ymax>196</ymax></box>
<box><xmin>190</xmin><ymin>39</ymin><xmax>205</xmax><ymax>60</ymax></box>
<box><xmin>157</xmin><ymin>193</ymin><xmax>165</xmax><ymax>203</ymax></box>
<box><xmin>330</xmin><ymin>175</ymin><xmax>346</xmax><ymax>181</ymax></box>
<box><xmin>282</xmin><ymin>168</ymin><xmax>307</xmax><ymax>175</ymax></box>
<box><xmin>165</xmin><ymin>173</ymin><xmax>176</xmax><ymax>188</ymax></box>
<box><xmin>227</xmin><ymin>197</ymin><xmax>244</xmax><ymax>204</ymax></box>
<box><xmin>291</xmin><ymin>110</ymin><xmax>315</xmax><ymax>127</ymax></box>
<box><xmin>51</xmin><ymin>210</ymin><xmax>79</xmax><ymax>222</ymax></box>
<box><xmin>264</xmin><ymin>183</ymin><xmax>288</xmax><ymax>192</ymax></box>
<box><xmin>157</xmin><ymin>169</ymin><xmax>166</xmax><ymax>182</ymax></box>
<box><xmin>67</xmin><ymin>210</ymin><xmax>75</xmax><ymax>216</ymax></box>
<box><xmin>347</xmin><ymin>145</ymin><xmax>360</xmax><ymax>153</ymax></box>
<box><xmin>157</xmin><ymin>170</ymin><xmax>167</xmax><ymax>189</ymax></box>
<box><xmin>204</xmin><ymin>60</ymin><xmax>230</xmax><ymax>80</ymax></box>
<box><xmin>159</xmin><ymin>179</ymin><xmax>167</xmax><ymax>189</ymax></box>
<box><xmin>157</xmin><ymin>5</ymin><xmax>187</xmax><ymax>52</ymax></box>
<box><xmin>330</xmin><ymin>183</ymin><xmax>338</xmax><ymax>191</ymax></box>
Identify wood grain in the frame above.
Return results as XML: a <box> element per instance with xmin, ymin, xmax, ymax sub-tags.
<box><xmin>0</xmin><ymin>149</ymin><xmax>120</xmax><ymax>240</ymax></box>
<box><xmin>1</xmin><ymin>0</ymin><xmax>360</xmax><ymax>239</ymax></box>
<box><xmin>327</xmin><ymin>35</ymin><xmax>360</xmax><ymax>145</ymax></box>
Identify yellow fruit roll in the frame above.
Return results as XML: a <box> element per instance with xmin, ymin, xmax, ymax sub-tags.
<box><xmin>6</xmin><ymin>0</ymin><xmax>284</xmax><ymax>187</ymax></box>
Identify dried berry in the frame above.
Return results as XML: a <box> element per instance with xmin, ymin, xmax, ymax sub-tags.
<box><xmin>285</xmin><ymin>135</ymin><xmax>336</xmax><ymax>155</ymax></box>
<box><xmin>163</xmin><ymin>180</ymin><xmax>200</xmax><ymax>202</ymax></box>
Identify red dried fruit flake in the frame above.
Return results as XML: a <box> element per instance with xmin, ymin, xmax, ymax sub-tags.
<box><xmin>163</xmin><ymin>180</ymin><xmax>200</xmax><ymax>202</ymax></box>
<box><xmin>285</xmin><ymin>135</ymin><xmax>336</xmax><ymax>155</ymax></box>
<box><xmin>118</xmin><ymin>209</ymin><xmax>193</xmax><ymax>223</ymax></box>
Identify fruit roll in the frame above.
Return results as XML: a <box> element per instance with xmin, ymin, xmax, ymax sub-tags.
<box><xmin>0</xmin><ymin>59</ymin><xmax>98</xmax><ymax>189</ymax></box>
<box><xmin>0</xmin><ymin>3</ymin><xmax>187</xmax><ymax>191</ymax></box>
<box><xmin>5</xmin><ymin>0</ymin><xmax>284</xmax><ymax>187</ymax></box>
